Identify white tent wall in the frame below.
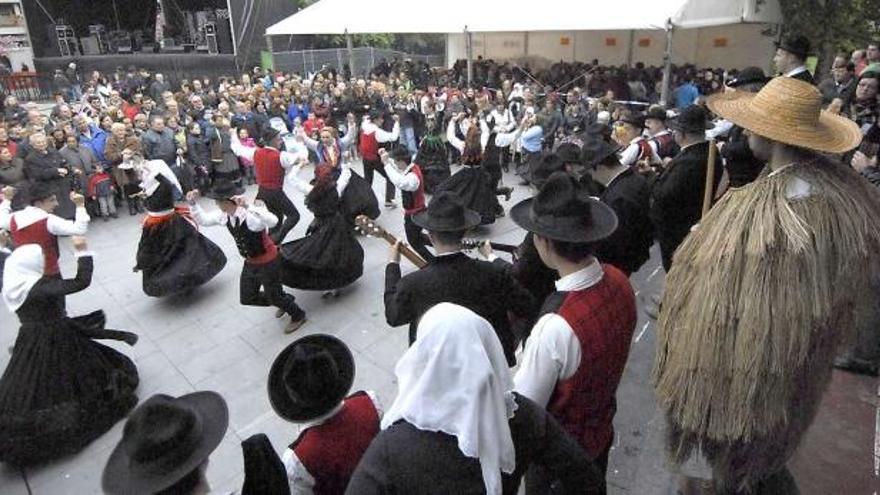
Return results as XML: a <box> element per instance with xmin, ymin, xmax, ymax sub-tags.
<box><xmin>447</xmin><ymin>24</ymin><xmax>776</xmax><ymax>73</ymax></box>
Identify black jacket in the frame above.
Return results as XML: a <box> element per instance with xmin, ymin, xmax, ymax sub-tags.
<box><xmin>385</xmin><ymin>253</ymin><xmax>536</xmax><ymax>365</ymax></box>
<box><xmin>345</xmin><ymin>393</ymin><xmax>605</xmax><ymax>495</ymax></box>
<box><xmin>24</xmin><ymin>149</ymin><xmax>76</xmax><ymax>220</ymax></box>
<box><xmin>649</xmin><ymin>141</ymin><xmax>722</xmax><ymax>269</ymax></box>
<box><xmin>594</xmin><ymin>168</ymin><xmax>653</xmax><ymax>275</ymax></box>
<box><xmin>721</xmin><ymin>126</ymin><xmax>765</xmax><ymax>188</ymax></box>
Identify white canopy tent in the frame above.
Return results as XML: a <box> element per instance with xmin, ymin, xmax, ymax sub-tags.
<box><xmin>266</xmin><ymin>0</ymin><xmax>782</xmax><ymax>102</ymax></box>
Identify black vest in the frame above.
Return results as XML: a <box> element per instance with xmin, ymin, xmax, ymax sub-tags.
<box><xmin>226</xmin><ymin>218</ymin><xmax>266</xmax><ymax>259</ymax></box>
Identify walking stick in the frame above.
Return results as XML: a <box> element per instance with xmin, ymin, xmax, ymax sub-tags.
<box><xmin>701</xmin><ymin>139</ymin><xmax>718</xmax><ymax>217</ymax></box>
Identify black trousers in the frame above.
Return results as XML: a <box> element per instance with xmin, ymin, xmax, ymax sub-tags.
<box><xmin>403</xmin><ymin>214</ymin><xmax>435</xmax><ymax>263</ymax></box>
<box><xmin>362</xmin><ymin>157</ymin><xmax>395</xmax><ymax>203</ymax></box>
<box><xmin>258</xmin><ymin>187</ymin><xmax>300</xmax><ymax>244</ymax></box>
<box><xmin>239</xmin><ymin>257</ymin><xmax>304</xmax><ymax>319</ymax></box>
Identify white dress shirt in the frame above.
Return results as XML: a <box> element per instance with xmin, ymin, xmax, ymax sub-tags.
<box><xmin>514</xmin><ymin>260</ymin><xmax>605</xmax><ymax>408</ymax></box>
<box><xmin>0</xmin><ymin>201</ymin><xmax>90</xmax><ymax>235</ymax></box>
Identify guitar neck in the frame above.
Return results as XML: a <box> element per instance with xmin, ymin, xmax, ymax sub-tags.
<box><xmin>379</xmin><ymin>231</ymin><xmax>427</xmax><ymax>269</ymax></box>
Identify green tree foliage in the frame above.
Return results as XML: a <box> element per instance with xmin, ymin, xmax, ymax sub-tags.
<box><xmin>779</xmin><ymin>0</ymin><xmax>880</xmax><ymax>74</ymax></box>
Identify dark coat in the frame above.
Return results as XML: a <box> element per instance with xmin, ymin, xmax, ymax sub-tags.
<box><xmin>649</xmin><ymin>141</ymin><xmax>722</xmax><ymax>270</ymax></box>
<box><xmin>721</xmin><ymin>126</ymin><xmax>765</xmax><ymax>188</ymax></box>
<box><xmin>141</xmin><ymin>128</ymin><xmax>177</xmax><ymax>165</ymax></box>
<box><xmin>594</xmin><ymin>168</ymin><xmax>653</xmax><ymax>275</ymax></box>
<box><xmin>24</xmin><ymin>149</ymin><xmax>76</xmax><ymax>219</ymax></box>
<box><xmin>492</xmin><ymin>232</ymin><xmax>558</xmax><ymax>326</ymax></box>
<box><xmin>384</xmin><ymin>253</ymin><xmax>536</xmax><ymax>365</ymax></box>
<box><xmin>345</xmin><ymin>393</ymin><xmax>605</xmax><ymax>495</ymax></box>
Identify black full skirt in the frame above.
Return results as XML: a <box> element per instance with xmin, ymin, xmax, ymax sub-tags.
<box><xmin>136</xmin><ymin>214</ymin><xmax>228</xmax><ymax>297</ymax></box>
<box><xmin>435</xmin><ymin>167</ymin><xmax>501</xmax><ymax>225</ymax></box>
<box><xmin>340</xmin><ymin>172</ymin><xmax>380</xmax><ymax>224</ymax></box>
<box><xmin>0</xmin><ymin>311</ymin><xmax>139</xmax><ymax>465</ymax></box>
<box><xmin>279</xmin><ymin>214</ymin><xmax>364</xmax><ymax>290</ymax></box>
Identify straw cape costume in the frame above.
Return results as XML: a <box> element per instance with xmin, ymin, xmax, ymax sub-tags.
<box><xmin>134</xmin><ymin>164</ymin><xmax>226</xmax><ymax>297</ymax></box>
<box><xmin>0</xmin><ymin>245</ymin><xmax>139</xmax><ymax>466</ymax></box>
<box><xmin>653</xmin><ymin>78</ymin><xmax>880</xmax><ymax>492</ymax></box>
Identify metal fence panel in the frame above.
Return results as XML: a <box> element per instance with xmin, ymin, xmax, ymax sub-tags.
<box><xmin>272</xmin><ymin>47</ymin><xmax>443</xmax><ymax>77</ymax></box>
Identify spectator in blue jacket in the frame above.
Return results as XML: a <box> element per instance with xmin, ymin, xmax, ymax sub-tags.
<box><xmin>74</xmin><ymin>116</ymin><xmax>108</xmax><ymax>164</ymax></box>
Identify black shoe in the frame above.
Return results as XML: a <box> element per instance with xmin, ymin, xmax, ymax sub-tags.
<box><xmin>103</xmin><ymin>215</ymin><xmax>110</xmax><ymax>222</ymax></box>
<box><xmin>498</xmin><ymin>186</ymin><xmax>513</xmax><ymax>202</ymax></box>
<box><xmin>833</xmin><ymin>356</ymin><xmax>879</xmax><ymax>376</ymax></box>
<box><xmin>110</xmin><ymin>212</ymin><xmax>119</xmax><ymax>219</ymax></box>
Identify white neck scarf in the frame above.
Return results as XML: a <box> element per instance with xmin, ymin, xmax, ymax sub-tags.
<box><xmin>2</xmin><ymin>244</ymin><xmax>45</xmax><ymax>312</ymax></box>
<box><xmin>382</xmin><ymin>303</ymin><xmax>517</xmax><ymax>495</ymax></box>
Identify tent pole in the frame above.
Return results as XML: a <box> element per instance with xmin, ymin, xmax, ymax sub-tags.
<box><xmin>660</xmin><ymin>19</ymin><xmax>673</xmax><ymax>107</ymax></box>
<box><xmin>465</xmin><ymin>27</ymin><xmax>473</xmax><ymax>87</ymax></box>
<box><xmin>264</xmin><ymin>35</ymin><xmax>274</xmax><ymax>72</ymax></box>
<box><xmin>626</xmin><ymin>30</ymin><xmax>635</xmax><ymax>68</ymax></box>
<box><xmin>345</xmin><ymin>29</ymin><xmax>355</xmax><ymax>77</ymax></box>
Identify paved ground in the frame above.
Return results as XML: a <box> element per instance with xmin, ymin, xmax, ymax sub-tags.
<box><xmin>0</xmin><ymin>163</ymin><xmax>876</xmax><ymax>494</ymax></box>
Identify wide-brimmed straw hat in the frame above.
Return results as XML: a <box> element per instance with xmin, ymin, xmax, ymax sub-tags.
<box><xmin>707</xmin><ymin>77</ymin><xmax>862</xmax><ymax>153</ymax></box>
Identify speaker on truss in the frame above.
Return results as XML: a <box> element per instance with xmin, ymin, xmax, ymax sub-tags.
<box><xmin>204</xmin><ymin>22</ymin><xmax>218</xmax><ymax>54</ymax></box>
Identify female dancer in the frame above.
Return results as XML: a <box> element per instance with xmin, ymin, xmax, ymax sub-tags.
<box><xmin>0</xmin><ymin>239</ymin><xmax>139</xmax><ymax>466</ymax></box>
<box><xmin>438</xmin><ymin>113</ymin><xmax>513</xmax><ymax>224</ymax></box>
<box><xmin>133</xmin><ymin>158</ymin><xmax>227</xmax><ymax>297</ymax></box>
<box><xmin>301</xmin><ymin>123</ymin><xmax>380</xmax><ymax>224</ymax></box>
<box><xmin>279</xmin><ymin>164</ymin><xmax>364</xmax><ymax>297</ymax></box>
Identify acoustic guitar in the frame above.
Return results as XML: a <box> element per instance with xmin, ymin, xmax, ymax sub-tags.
<box><xmin>355</xmin><ymin>215</ymin><xmax>428</xmax><ymax>268</ymax></box>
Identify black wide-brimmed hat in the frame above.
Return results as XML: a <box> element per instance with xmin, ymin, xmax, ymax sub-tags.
<box><xmin>531</xmin><ymin>152</ymin><xmax>566</xmax><ymax>191</ymax></box>
<box><xmin>268</xmin><ymin>334</ymin><xmax>355</xmax><ymax>422</ymax></box>
<box><xmin>725</xmin><ymin>66</ymin><xmax>771</xmax><ymax>88</ymax></box>
<box><xmin>555</xmin><ymin>143</ymin><xmax>582</xmax><ymax>165</ymax></box>
<box><xmin>102</xmin><ymin>392</ymin><xmax>229</xmax><ymax>495</ymax></box>
<box><xmin>775</xmin><ymin>35</ymin><xmax>812</xmax><ymax>59</ymax></box>
<box><xmin>207</xmin><ymin>179</ymin><xmax>245</xmax><ymax>200</ymax></box>
<box><xmin>511</xmin><ymin>172</ymin><xmax>618</xmax><ymax>243</ymax></box>
<box><xmin>644</xmin><ymin>105</ymin><xmax>669</xmax><ymax>122</ymax></box>
<box><xmin>412</xmin><ymin>191</ymin><xmax>481</xmax><ymax>232</ymax></box>
<box><xmin>667</xmin><ymin>105</ymin><xmax>715</xmax><ymax>133</ymax></box>
<box><xmin>581</xmin><ymin>138</ymin><xmax>621</xmax><ymax>169</ymax></box>
<box><xmin>617</xmin><ymin>112</ymin><xmax>645</xmax><ymax>129</ymax></box>
<box><xmin>261</xmin><ymin>126</ymin><xmax>281</xmax><ymax>146</ymax></box>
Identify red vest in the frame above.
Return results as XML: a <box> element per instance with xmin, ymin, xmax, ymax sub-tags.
<box><xmin>358</xmin><ymin>131</ymin><xmax>379</xmax><ymax>160</ymax></box>
<box><xmin>291</xmin><ymin>392</ymin><xmax>380</xmax><ymax>495</ymax></box>
<box><xmin>10</xmin><ymin>216</ymin><xmax>60</xmax><ymax>276</ymax></box>
<box><xmin>254</xmin><ymin>147</ymin><xmax>285</xmax><ymax>190</ymax></box>
<box><xmin>547</xmin><ymin>265</ymin><xmax>636</xmax><ymax>457</ymax></box>
<box><xmin>637</xmin><ymin>138</ymin><xmax>653</xmax><ymax>162</ymax></box>
<box><xmin>402</xmin><ymin>164</ymin><xmax>426</xmax><ymax>216</ymax></box>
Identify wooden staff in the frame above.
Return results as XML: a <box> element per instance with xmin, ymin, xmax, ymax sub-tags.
<box><xmin>701</xmin><ymin>138</ymin><xmax>718</xmax><ymax>217</ymax></box>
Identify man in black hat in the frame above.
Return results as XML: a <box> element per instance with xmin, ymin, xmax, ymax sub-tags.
<box><xmin>581</xmin><ymin>139</ymin><xmax>653</xmax><ymax>276</ymax></box>
<box><xmin>384</xmin><ymin>191</ymin><xmax>535</xmax><ymax>364</ymax></box>
<box><xmin>649</xmin><ymin>104</ymin><xmax>722</xmax><ymax>272</ymax></box>
<box><xmin>102</xmin><ymin>391</ymin><xmax>229</xmax><ymax>495</ymax></box>
<box><xmin>614</xmin><ymin>112</ymin><xmax>660</xmax><ymax>169</ymax></box>
<box><xmin>229</xmin><ymin>127</ymin><xmax>301</xmax><ymax>244</ymax></box>
<box><xmin>379</xmin><ymin>146</ymin><xmax>433</xmax><ymax>262</ymax></box>
<box><xmin>718</xmin><ymin>67</ymin><xmax>770</xmax><ymax>187</ymax></box>
<box><xmin>644</xmin><ymin>105</ymin><xmax>680</xmax><ymax>162</ymax></box>
<box><xmin>509</xmin><ymin>172</ymin><xmax>636</xmax><ymax>485</ymax></box>
<box><xmin>188</xmin><ymin>180</ymin><xmax>307</xmax><ymax>334</ymax></box>
<box><xmin>774</xmin><ymin>35</ymin><xmax>815</xmax><ymax>84</ymax></box>
<box><xmin>269</xmin><ymin>334</ymin><xmax>381</xmax><ymax>493</ymax></box>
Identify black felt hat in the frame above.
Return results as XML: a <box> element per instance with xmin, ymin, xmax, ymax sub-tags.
<box><xmin>644</xmin><ymin>105</ymin><xmax>669</xmax><ymax>122</ymax></box>
<box><xmin>581</xmin><ymin>138</ymin><xmax>622</xmax><ymax>169</ymax></box>
<box><xmin>530</xmin><ymin>151</ymin><xmax>567</xmax><ymax>191</ymax></box>
<box><xmin>725</xmin><ymin>66</ymin><xmax>771</xmax><ymax>88</ymax></box>
<box><xmin>261</xmin><ymin>126</ymin><xmax>281</xmax><ymax>146</ymax></box>
<box><xmin>555</xmin><ymin>143</ymin><xmax>582</xmax><ymax>165</ymax></box>
<box><xmin>617</xmin><ymin>112</ymin><xmax>645</xmax><ymax>129</ymax></box>
<box><xmin>412</xmin><ymin>191</ymin><xmax>481</xmax><ymax>232</ymax></box>
<box><xmin>207</xmin><ymin>179</ymin><xmax>245</xmax><ymax>200</ymax></box>
<box><xmin>268</xmin><ymin>334</ymin><xmax>355</xmax><ymax>422</ymax></box>
<box><xmin>776</xmin><ymin>35</ymin><xmax>812</xmax><ymax>59</ymax></box>
<box><xmin>511</xmin><ymin>172</ymin><xmax>618</xmax><ymax>243</ymax></box>
<box><xmin>102</xmin><ymin>392</ymin><xmax>229</xmax><ymax>495</ymax></box>
<box><xmin>667</xmin><ymin>105</ymin><xmax>715</xmax><ymax>133</ymax></box>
